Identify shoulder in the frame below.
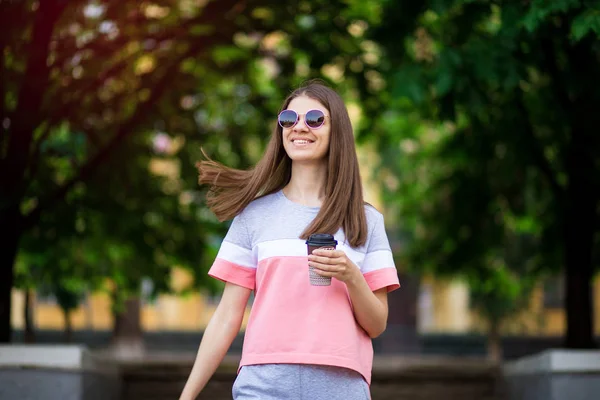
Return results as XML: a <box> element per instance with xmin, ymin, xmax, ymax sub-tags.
<box><xmin>364</xmin><ymin>203</ymin><xmax>384</xmax><ymax>228</ymax></box>
<box><xmin>362</xmin><ymin>204</ymin><xmax>391</xmax><ymax>251</ymax></box>
<box><xmin>237</xmin><ymin>191</ymin><xmax>281</xmax><ymax>220</ymax></box>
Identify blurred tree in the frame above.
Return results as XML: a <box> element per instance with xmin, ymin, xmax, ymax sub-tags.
<box><xmin>362</xmin><ymin>0</ymin><xmax>600</xmax><ymax>349</ymax></box>
<box><xmin>468</xmin><ymin>271</ymin><xmax>531</xmax><ymax>362</ymax></box>
<box><xmin>54</xmin><ymin>284</ymin><xmax>84</xmax><ymax>343</ymax></box>
<box><xmin>0</xmin><ymin>0</ymin><xmax>251</xmax><ymax>343</ymax></box>
<box><xmin>467</xmin><ymin>243</ymin><xmax>538</xmax><ymax>362</ymax></box>
<box><xmin>13</xmin><ymin>265</ymin><xmax>39</xmax><ymax>343</ymax></box>
<box><xmin>0</xmin><ymin>0</ymin><xmax>386</xmax><ymax>343</ymax></box>
<box><xmin>17</xmin><ymin>217</ymin><xmax>103</xmax><ymax>343</ymax></box>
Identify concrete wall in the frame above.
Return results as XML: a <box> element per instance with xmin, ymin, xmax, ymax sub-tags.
<box><xmin>0</xmin><ymin>368</ymin><xmax>121</xmax><ymax>400</ymax></box>
<box><xmin>0</xmin><ymin>345</ymin><xmax>121</xmax><ymax>400</ymax></box>
<box><xmin>503</xmin><ymin>350</ymin><xmax>600</xmax><ymax>400</ymax></box>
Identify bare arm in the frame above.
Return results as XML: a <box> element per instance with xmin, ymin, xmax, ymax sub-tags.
<box><xmin>179</xmin><ymin>282</ymin><xmax>252</xmax><ymax>400</ymax></box>
<box><xmin>345</xmin><ymin>279</ymin><xmax>388</xmax><ymax>338</ymax></box>
<box><xmin>309</xmin><ymin>248</ymin><xmax>389</xmax><ymax>338</ymax></box>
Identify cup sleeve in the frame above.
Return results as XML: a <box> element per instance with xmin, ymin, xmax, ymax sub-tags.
<box><xmin>361</xmin><ymin>213</ymin><xmax>400</xmax><ymax>293</ymax></box>
<box><xmin>208</xmin><ymin>212</ymin><xmax>256</xmax><ymax>290</ymax></box>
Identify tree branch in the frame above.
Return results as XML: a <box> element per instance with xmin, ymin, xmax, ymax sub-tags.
<box><xmin>22</xmin><ymin>30</ymin><xmax>237</xmax><ymax>230</ymax></box>
<box><xmin>1</xmin><ymin>0</ymin><xmax>67</xmax><ymax>198</ymax></box>
<box><xmin>53</xmin><ymin>21</ymin><xmax>199</xmax><ymax>68</ymax></box>
<box><xmin>52</xmin><ymin>0</ymin><xmax>248</xmax><ymax>69</ymax></box>
<box><xmin>21</xmin><ymin>0</ymin><xmax>246</xmax><ymax>227</ymax></box>
<box><xmin>32</xmin><ymin>57</ymin><xmax>131</xmax><ymax>145</ymax></box>
<box><xmin>516</xmin><ymin>95</ymin><xmax>565</xmax><ymax>206</ymax></box>
<box><xmin>26</xmin><ymin>0</ymin><xmax>245</xmax><ymax>183</ymax></box>
<box><xmin>33</xmin><ymin>0</ymin><xmax>244</xmax><ymax>160</ymax></box>
<box><xmin>540</xmin><ymin>36</ymin><xmax>574</xmax><ymax>124</ymax></box>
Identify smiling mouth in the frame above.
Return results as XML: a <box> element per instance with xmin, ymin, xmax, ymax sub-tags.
<box><xmin>292</xmin><ymin>139</ymin><xmax>314</xmax><ymax>145</ymax></box>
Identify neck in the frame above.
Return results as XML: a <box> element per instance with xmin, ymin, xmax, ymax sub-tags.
<box><xmin>283</xmin><ymin>161</ymin><xmax>327</xmax><ymax>207</ymax></box>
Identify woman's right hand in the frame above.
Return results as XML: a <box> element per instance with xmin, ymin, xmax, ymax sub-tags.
<box><xmin>179</xmin><ymin>282</ymin><xmax>252</xmax><ymax>400</ymax></box>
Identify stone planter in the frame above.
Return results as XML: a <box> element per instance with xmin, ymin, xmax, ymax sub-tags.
<box><xmin>0</xmin><ymin>345</ymin><xmax>121</xmax><ymax>400</ymax></box>
<box><xmin>503</xmin><ymin>349</ymin><xmax>600</xmax><ymax>400</ymax></box>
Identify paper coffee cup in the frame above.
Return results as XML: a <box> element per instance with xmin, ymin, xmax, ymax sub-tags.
<box><xmin>306</xmin><ymin>233</ymin><xmax>338</xmax><ymax>286</ymax></box>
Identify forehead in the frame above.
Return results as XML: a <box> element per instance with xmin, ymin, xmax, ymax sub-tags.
<box><xmin>286</xmin><ymin>96</ymin><xmax>328</xmax><ymax>115</ymax></box>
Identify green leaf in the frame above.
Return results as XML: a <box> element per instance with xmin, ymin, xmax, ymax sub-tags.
<box><xmin>570</xmin><ymin>9</ymin><xmax>600</xmax><ymax>41</ymax></box>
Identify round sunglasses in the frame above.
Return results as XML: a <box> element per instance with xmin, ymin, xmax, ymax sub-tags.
<box><xmin>278</xmin><ymin>109</ymin><xmax>328</xmax><ymax>129</ymax></box>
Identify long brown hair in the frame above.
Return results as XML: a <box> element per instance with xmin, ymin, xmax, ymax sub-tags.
<box><xmin>197</xmin><ymin>81</ymin><xmax>368</xmax><ymax>247</ymax></box>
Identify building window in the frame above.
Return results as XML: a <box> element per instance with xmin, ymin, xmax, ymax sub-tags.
<box><xmin>141</xmin><ymin>277</ymin><xmax>156</xmax><ymax>305</ymax></box>
<box><xmin>543</xmin><ymin>276</ymin><xmax>564</xmax><ymax>309</ymax></box>
<box><xmin>35</xmin><ymin>289</ymin><xmax>57</xmax><ymax>305</ymax></box>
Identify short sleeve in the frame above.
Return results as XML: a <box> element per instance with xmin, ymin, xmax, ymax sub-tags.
<box><xmin>362</xmin><ymin>212</ymin><xmax>400</xmax><ymax>292</ymax></box>
<box><xmin>208</xmin><ymin>211</ymin><xmax>256</xmax><ymax>290</ymax></box>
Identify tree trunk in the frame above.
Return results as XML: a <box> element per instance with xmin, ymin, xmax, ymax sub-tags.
<box><xmin>487</xmin><ymin>318</ymin><xmax>502</xmax><ymax>363</ymax></box>
<box><xmin>24</xmin><ymin>289</ymin><xmax>35</xmax><ymax>343</ymax></box>
<box><xmin>0</xmin><ymin>0</ymin><xmax>66</xmax><ymax>344</ymax></box>
<box><xmin>562</xmin><ymin>38</ymin><xmax>598</xmax><ymax>349</ymax></box>
<box><xmin>0</xmin><ymin>205</ymin><xmax>22</xmax><ymax>343</ymax></box>
<box><xmin>110</xmin><ymin>296</ymin><xmax>144</xmax><ymax>358</ymax></box>
<box><xmin>563</xmin><ymin>138</ymin><xmax>596</xmax><ymax>348</ymax></box>
<box><xmin>539</xmin><ymin>28</ymin><xmax>599</xmax><ymax>349</ymax></box>
<box><xmin>62</xmin><ymin>308</ymin><xmax>72</xmax><ymax>343</ymax></box>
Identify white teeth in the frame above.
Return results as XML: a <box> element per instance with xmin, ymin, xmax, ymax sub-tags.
<box><xmin>293</xmin><ymin>140</ymin><xmax>311</xmax><ymax>144</ymax></box>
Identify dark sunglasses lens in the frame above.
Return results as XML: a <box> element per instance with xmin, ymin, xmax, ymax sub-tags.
<box><xmin>278</xmin><ymin>110</ymin><xmax>297</xmax><ymax>128</ymax></box>
<box><xmin>306</xmin><ymin>110</ymin><xmax>325</xmax><ymax>128</ymax></box>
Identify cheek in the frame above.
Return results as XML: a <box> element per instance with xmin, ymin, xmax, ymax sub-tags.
<box><xmin>319</xmin><ymin>131</ymin><xmax>331</xmax><ymax>147</ymax></box>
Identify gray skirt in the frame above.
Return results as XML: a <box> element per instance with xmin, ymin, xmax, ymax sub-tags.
<box><xmin>232</xmin><ymin>363</ymin><xmax>371</xmax><ymax>400</ymax></box>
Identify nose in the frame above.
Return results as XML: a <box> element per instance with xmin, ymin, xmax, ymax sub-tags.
<box><xmin>293</xmin><ymin>115</ymin><xmax>310</xmax><ymax>132</ymax></box>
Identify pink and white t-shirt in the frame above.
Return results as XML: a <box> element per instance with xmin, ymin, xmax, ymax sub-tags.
<box><xmin>208</xmin><ymin>190</ymin><xmax>400</xmax><ymax>384</ymax></box>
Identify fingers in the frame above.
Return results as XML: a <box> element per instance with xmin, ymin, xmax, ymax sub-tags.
<box><xmin>309</xmin><ymin>249</ymin><xmax>346</xmax><ymax>265</ymax></box>
<box><xmin>308</xmin><ymin>254</ymin><xmax>343</xmax><ymax>265</ymax></box>
<box><xmin>309</xmin><ymin>259</ymin><xmax>337</xmax><ymax>270</ymax></box>
<box><xmin>308</xmin><ymin>249</ymin><xmax>351</xmax><ymax>279</ymax></box>
<box><xmin>313</xmin><ymin>268</ymin><xmax>337</xmax><ymax>277</ymax></box>
<box><xmin>311</xmin><ymin>248</ymin><xmax>343</xmax><ymax>258</ymax></box>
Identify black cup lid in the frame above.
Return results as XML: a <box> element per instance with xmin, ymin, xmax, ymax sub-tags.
<box><xmin>306</xmin><ymin>233</ymin><xmax>337</xmax><ymax>246</ymax></box>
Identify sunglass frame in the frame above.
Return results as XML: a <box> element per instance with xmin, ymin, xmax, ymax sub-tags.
<box><xmin>277</xmin><ymin>109</ymin><xmax>327</xmax><ymax>129</ymax></box>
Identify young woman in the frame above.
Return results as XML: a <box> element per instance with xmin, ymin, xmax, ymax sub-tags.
<box><xmin>179</xmin><ymin>81</ymin><xmax>400</xmax><ymax>400</ymax></box>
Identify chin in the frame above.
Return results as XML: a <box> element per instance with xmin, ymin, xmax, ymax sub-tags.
<box><xmin>287</xmin><ymin>154</ymin><xmax>327</xmax><ymax>164</ymax></box>
<box><xmin>283</xmin><ymin>145</ymin><xmax>328</xmax><ymax>163</ymax></box>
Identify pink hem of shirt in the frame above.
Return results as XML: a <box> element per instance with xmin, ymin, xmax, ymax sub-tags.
<box><xmin>208</xmin><ymin>259</ymin><xmax>255</xmax><ymax>290</ymax></box>
<box><xmin>363</xmin><ymin>268</ymin><xmax>400</xmax><ymax>292</ymax></box>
